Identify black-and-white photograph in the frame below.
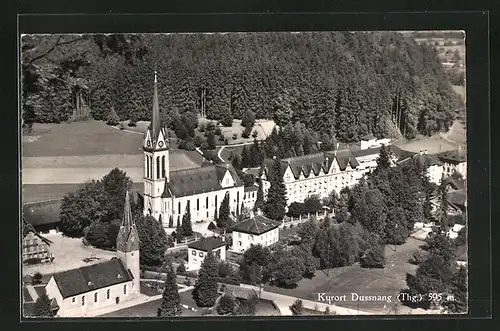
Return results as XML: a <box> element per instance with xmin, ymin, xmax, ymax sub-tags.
<box><xmin>21</xmin><ymin>31</ymin><xmax>467</xmax><ymax>318</ymax></box>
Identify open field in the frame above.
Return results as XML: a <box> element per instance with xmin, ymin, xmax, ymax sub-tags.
<box><xmin>263</xmin><ymin>238</ymin><xmax>422</xmax><ymax>314</ymax></box>
<box><xmin>395</xmin><ymin>136</ymin><xmax>459</xmax><ymax>155</ymax></box>
<box><xmin>198</xmin><ymin>118</ymin><xmax>276</xmax><ymax>144</ymax></box>
<box><xmin>23</xmin><ymin>121</ymin><xmax>144</xmax><ymax>157</ymax></box>
<box><xmin>100</xmin><ymin>298</ymin><xmax>200</xmax><ymax>317</ymax></box>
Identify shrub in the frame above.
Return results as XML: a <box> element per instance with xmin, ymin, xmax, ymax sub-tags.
<box><xmin>290</xmin><ymin>299</ymin><xmax>304</xmax><ymax>315</ymax></box>
<box><xmin>177</xmin><ymin>263</ymin><xmax>186</xmax><ymax>274</ymax></box>
<box><xmin>128</xmin><ymin>120</ymin><xmax>137</xmax><ymax>127</ymax></box>
<box><xmin>194</xmin><ymin>136</ymin><xmax>204</xmax><ymax>147</ymax></box>
<box><xmin>199</xmin><ymin>123</ymin><xmax>206</xmax><ymax>132</ymax></box>
<box><xmin>32</xmin><ymin>272</ymin><xmax>42</xmax><ymax>285</ymax></box>
<box><xmin>118</xmin><ymin>123</ymin><xmax>125</xmax><ymax>130</ymax></box>
<box><xmin>106</xmin><ymin>107</ymin><xmax>120</xmax><ymax>126</ymax></box>
<box><xmin>232</xmin><ymin>133</ymin><xmax>238</xmax><ymax>140</ymax></box>
<box><xmin>224</xmin><ymin>138</ymin><xmax>229</xmax><ymax>145</ymax></box>
<box><xmin>184</xmin><ymin>277</ymin><xmax>192</xmax><ymax>286</ymax></box>
<box><xmin>208</xmin><ymin>222</ymin><xmax>217</xmax><ymax>231</ymax></box>
<box><xmin>241</xmin><ymin>127</ymin><xmax>252</xmax><ymax>139</ymax></box>
<box><xmin>215</xmin><ymin>127</ymin><xmax>222</xmax><ymax>136</ymax></box>
<box><xmin>252</xmin><ymin>130</ymin><xmax>258</xmax><ymax>138</ymax></box>
<box><xmin>409</xmin><ymin>251</ymin><xmax>425</xmax><ymax>265</ymax></box>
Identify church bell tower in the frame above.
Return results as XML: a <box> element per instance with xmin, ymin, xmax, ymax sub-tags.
<box><xmin>116</xmin><ymin>191</ymin><xmax>140</xmax><ymax>294</ymax></box>
<box><xmin>143</xmin><ymin>70</ymin><xmax>169</xmax><ymax>223</ymax></box>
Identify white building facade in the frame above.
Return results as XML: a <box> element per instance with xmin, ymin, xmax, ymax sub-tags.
<box><xmin>187</xmin><ymin>237</ymin><xmax>227</xmax><ymax>271</ymax></box>
<box><xmin>261</xmin><ymin>149</ymin><xmax>370</xmax><ymax>205</ymax></box>
<box><xmin>231</xmin><ymin>213</ymin><xmax>281</xmax><ymax>253</ymax></box>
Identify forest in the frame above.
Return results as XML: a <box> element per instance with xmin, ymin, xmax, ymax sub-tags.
<box><xmin>22</xmin><ymin>32</ymin><xmax>463</xmax><ymax>142</ymax></box>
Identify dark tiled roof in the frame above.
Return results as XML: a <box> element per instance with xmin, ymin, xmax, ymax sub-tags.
<box><xmin>243</xmin><ymin>167</ymin><xmax>262</xmax><ymax>177</ymax></box>
<box><xmin>22</xmin><ymin>216</ymin><xmax>53</xmax><ymax>245</ymax></box>
<box><xmin>162</xmin><ymin>163</ymin><xmax>243</xmax><ymax>198</ymax></box>
<box><xmin>23</xmin><ymin>287</ymin><xmax>33</xmax><ymax>302</ymax></box>
<box><xmin>52</xmin><ymin>258</ymin><xmax>133</xmax><ymax>298</ymax></box>
<box><xmin>335</xmin><ymin>149</ymin><xmax>360</xmax><ymax>170</ymax></box>
<box><xmin>283</xmin><ymin>153</ymin><xmax>333</xmax><ymax>178</ymax></box>
<box><xmin>244</xmin><ymin>185</ymin><xmax>259</xmax><ymax>192</ymax></box>
<box><xmin>437</xmin><ymin>149</ymin><xmax>466</xmax><ymax>163</ymax></box>
<box><xmin>188</xmin><ymin>237</ymin><xmax>226</xmax><ymax>252</ymax></box>
<box><xmin>23</xmin><ymin>200</ymin><xmax>61</xmax><ymax>227</ymax></box>
<box><xmin>412</xmin><ymin>153</ymin><xmax>443</xmax><ymax>167</ymax></box>
<box><xmin>448</xmin><ymin>190</ymin><xmax>466</xmax><ymax>208</ymax></box>
<box><xmin>231</xmin><ymin>215</ymin><xmax>281</xmax><ymax>235</ymax></box>
<box><xmin>350</xmin><ymin>146</ymin><xmax>381</xmax><ymax>158</ymax></box>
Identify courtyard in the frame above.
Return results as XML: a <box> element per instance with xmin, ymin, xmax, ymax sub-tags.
<box><xmin>22</xmin><ymin>233</ymin><xmax>118</xmax><ymax>277</ymax></box>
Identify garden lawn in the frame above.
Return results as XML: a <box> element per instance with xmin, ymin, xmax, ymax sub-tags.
<box><xmin>263</xmin><ymin>238</ymin><xmax>422</xmax><ymax>314</ymax></box>
<box><xmin>100</xmin><ymin>298</ymin><xmax>201</xmax><ymax>317</ymax></box>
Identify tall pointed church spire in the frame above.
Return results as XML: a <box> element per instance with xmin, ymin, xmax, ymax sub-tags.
<box><xmin>150</xmin><ymin>68</ymin><xmax>162</xmax><ymax>142</ymax></box>
<box><xmin>122</xmin><ymin>190</ymin><xmax>133</xmax><ymax>228</ymax></box>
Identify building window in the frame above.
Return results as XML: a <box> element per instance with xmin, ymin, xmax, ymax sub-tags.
<box><xmin>237</xmin><ymin>191</ymin><xmax>239</xmax><ymax>203</ymax></box>
<box><xmin>94</xmin><ymin>292</ymin><xmax>98</xmax><ymax>303</ymax></box>
<box><xmin>146</xmin><ymin>156</ymin><xmax>150</xmax><ymax>178</ymax></box>
<box><xmin>238</xmin><ymin>241</ymin><xmax>242</xmax><ymax>246</ymax></box>
<box><xmin>226</xmin><ymin>178</ymin><xmax>230</xmax><ymax>185</ymax></box>
<box><xmin>107</xmin><ymin>289</ymin><xmax>110</xmax><ymax>300</ymax></box>
<box><xmin>178</xmin><ymin>202</ymin><xmax>181</xmax><ymax>214</ymax></box>
<box><xmin>162</xmin><ymin>155</ymin><xmax>166</xmax><ymax>178</ymax></box>
<box><xmin>156</xmin><ymin>156</ymin><xmax>160</xmax><ymax>179</ymax></box>
<box><xmin>72</xmin><ymin>297</ymin><xmax>76</xmax><ymax>304</ymax></box>
<box><xmin>192</xmin><ymin>250</ymin><xmax>196</xmax><ymax>256</ymax></box>
<box><xmin>215</xmin><ymin>195</ymin><xmax>218</xmax><ymax>207</ymax></box>
<box><xmin>197</xmin><ymin>198</ymin><xmax>200</xmax><ymax>211</ymax></box>
<box><xmin>206</xmin><ymin>196</ymin><xmax>209</xmax><ymax>208</ymax></box>
<box><xmin>124</xmin><ymin>284</ymin><xmax>127</xmax><ymax>295</ymax></box>
<box><xmin>199</xmin><ymin>252</ymin><xmax>204</xmax><ymax>258</ymax></box>
<box><xmin>81</xmin><ymin>295</ymin><xmax>85</xmax><ymax>306</ymax></box>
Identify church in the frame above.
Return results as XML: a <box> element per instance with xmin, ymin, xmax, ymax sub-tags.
<box><xmin>142</xmin><ymin>72</ymin><xmax>246</xmax><ymax>230</ymax></box>
<box><xmin>44</xmin><ymin>192</ymin><xmax>140</xmax><ymax>317</ymax></box>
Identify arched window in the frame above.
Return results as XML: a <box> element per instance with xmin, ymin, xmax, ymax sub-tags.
<box><xmin>146</xmin><ymin>156</ymin><xmax>150</xmax><ymax>178</ymax></box>
<box><xmin>237</xmin><ymin>191</ymin><xmax>240</xmax><ymax>203</ymax></box>
<box><xmin>106</xmin><ymin>289</ymin><xmax>110</xmax><ymax>300</ymax></box>
<box><xmin>215</xmin><ymin>195</ymin><xmax>218</xmax><ymax>208</ymax></box>
<box><xmin>124</xmin><ymin>284</ymin><xmax>127</xmax><ymax>295</ymax></box>
<box><xmin>197</xmin><ymin>198</ymin><xmax>200</xmax><ymax>211</ymax></box>
<box><xmin>162</xmin><ymin>155</ymin><xmax>166</xmax><ymax>178</ymax></box>
<box><xmin>178</xmin><ymin>202</ymin><xmax>181</xmax><ymax>214</ymax></box>
<box><xmin>94</xmin><ymin>292</ymin><xmax>98</xmax><ymax>303</ymax></box>
<box><xmin>156</xmin><ymin>156</ymin><xmax>160</xmax><ymax>179</ymax></box>
<box><xmin>149</xmin><ymin>156</ymin><xmax>153</xmax><ymax>179</ymax></box>
<box><xmin>206</xmin><ymin>196</ymin><xmax>209</xmax><ymax>209</ymax></box>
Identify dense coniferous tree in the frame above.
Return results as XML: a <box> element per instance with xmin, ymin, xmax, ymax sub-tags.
<box><xmin>444</xmin><ymin>266</ymin><xmax>467</xmax><ymax>313</ymax></box>
<box><xmin>263</xmin><ymin>157</ymin><xmax>287</xmax><ymax>221</ymax></box>
<box><xmin>181</xmin><ymin>206</ymin><xmax>193</xmax><ymax>236</ymax></box>
<box><xmin>193</xmin><ymin>251</ymin><xmax>219</xmax><ymax>307</ymax></box>
<box><xmin>217</xmin><ymin>193</ymin><xmax>232</xmax><ymax>229</ymax></box>
<box><xmin>33</xmin><ymin>292</ymin><xmax>54</xmax><ymax>317</ymax></box>
<box><xmin>159</xmin><ymin>265</ymin><xmax>181</xmax><ymax>316</ymax></box>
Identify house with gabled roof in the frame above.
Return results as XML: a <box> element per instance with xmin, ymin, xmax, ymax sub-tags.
<box><xmin>43</xmin><ymin>192</ymin><xmax>140</xmax><ymax>317</ymax></box>
<box><xmin>231</xmin><ymin>210</ymin><xmax>281</xmax><ymax>253</ymax></box>
<box><xmin>187</xmin><ymin>237</ymin><xmax>227</xmax><ymax>271</ymax></box>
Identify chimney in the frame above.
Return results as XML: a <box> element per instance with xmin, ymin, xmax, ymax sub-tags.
<box><xmin>424</xmin><ymin>149</ymin><xmax>428</xmax><ymax>154</ymax></box>
<box><xmin>419</xmin><ymin>149</ymin><xmax>423</xmax><ymax>156</ymax></box>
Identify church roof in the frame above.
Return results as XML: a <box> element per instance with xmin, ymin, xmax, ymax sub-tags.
<box><xmin>52</xmin><ymin>258</ymin><xmax>133</xmax><ymax>298</ymax></box>
<box><xmin>116</xmin><ymin>191</ymin><xmax>139</xmax><ymax>253</ymax></box>
<box><xmin>231</xmin><ymin>214</ymin><xmax>281</xmax><ymax>235</ymax></box>
<box><xmin>148</xmin><ymin>70</ymin><xmax>165</xmax><ymax>143</ymax></box>
<box><xmin>188</xmin><ymin>237</ymin><xmax>226</xmax><ymax>252</ymax></box>
<box><xmin>162</xmin><ymin>163</ymin><xmax>243</xmax><ymax>198</ymax></box>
